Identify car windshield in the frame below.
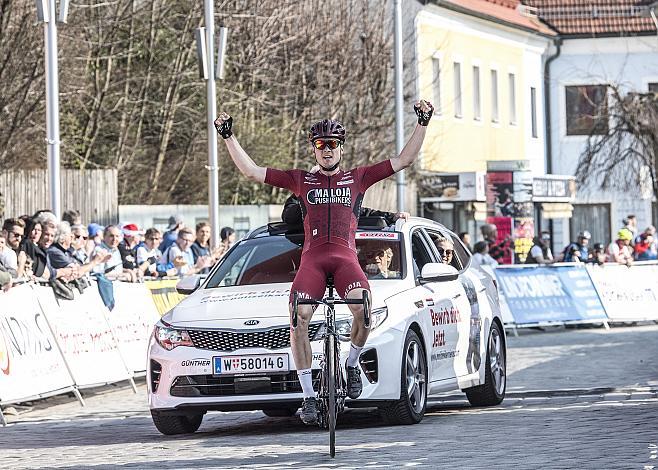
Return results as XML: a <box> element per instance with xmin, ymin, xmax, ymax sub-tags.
<box><xmin>205</xmin><ymin>233</ymin><xmax>404</xmax><ymax>288</ymax></box>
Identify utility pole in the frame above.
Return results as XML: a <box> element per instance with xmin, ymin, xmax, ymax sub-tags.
<box><xmin>38</xmin><ymin>0</ymin><xmax>67</xmax><ymax>217</ymax></box>
<box><xmin>203</xmin><ymin>0</ymin><xmax>220</xmax><ymax>248</ymax></box>
<box><xmin>394</xmin><ymin>0</ymin><xmax>405</xmax><ymax>212</ymax></box>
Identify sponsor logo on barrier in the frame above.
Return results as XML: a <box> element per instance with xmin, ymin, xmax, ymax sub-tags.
<box><xmin>0</xmin><ymin>313</ymin><xmax>54</xmax><ymax>358</ymax></box>
<box><xmin>0</xmin><ymin>330</ymin><xmax>9</xmax><ymax>375</ymax></box>
<box><xmin>498</xmin><ymin>273</ymin><xmax>566</xmax><ymax>298</ymax></box>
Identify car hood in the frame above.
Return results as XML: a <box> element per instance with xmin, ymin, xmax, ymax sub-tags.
<box><xmin>164</xmin><ymin>281</ymin><xmax>405</xmax><ymax>328</ymax></box>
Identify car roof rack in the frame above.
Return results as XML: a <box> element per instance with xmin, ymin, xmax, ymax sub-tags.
<box><xmin>357</xmin><ymin>216</ymin><xmax>388</xmax><ymax>230</ymax></box>
<box><xmin>248</xmin><ymin>216</ymin><xmax>389</xmax><ymax>240</ymax></box>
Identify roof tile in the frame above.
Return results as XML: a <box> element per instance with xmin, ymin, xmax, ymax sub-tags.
<box><xmin>441</xmin><ymin>0</ymin><xmax>557</xmax><ymax>35</ymax></box>
<box><xmin>522</xmin><ymin>0</ymin><xmax>658</xmax><ymax>35</ymax></box>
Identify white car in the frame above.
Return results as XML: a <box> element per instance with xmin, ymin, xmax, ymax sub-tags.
<box><xmin>147</xmin><ymin>217</ymin><xmax>506</xmax><ymax>435</ymax></box>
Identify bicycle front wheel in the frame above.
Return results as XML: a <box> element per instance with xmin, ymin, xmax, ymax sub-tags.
<box><xmin>326</xmin><ymin>334</ymin><xmax>337</xmax><ymax>458</ymax></box>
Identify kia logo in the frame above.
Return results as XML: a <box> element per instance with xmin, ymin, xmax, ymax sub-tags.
<box><xmin>244</xmin><ymin>320</ymin><xmax>259</xmax><ymax>326</ymax></box>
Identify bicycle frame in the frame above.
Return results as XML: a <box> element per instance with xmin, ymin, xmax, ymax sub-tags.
<box><xmin>292</xmin><ymin>276</ymin><xmax>370</xmax><ymax>458</ymax></box>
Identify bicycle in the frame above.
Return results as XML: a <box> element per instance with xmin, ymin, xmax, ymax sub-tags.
<box><xmin>292</xmin><ymin>275</ymin><xmax>371</xmax><ymax>458</ymax></box>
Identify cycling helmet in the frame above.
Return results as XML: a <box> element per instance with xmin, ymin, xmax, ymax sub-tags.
<box><xmin>617</xmin><ymin>228</ymin><xmax>633</xmax><ymax>241</ymax></box>
<box><xmin>308</xmin><ymin>119</ymin><xmax>346</xmax><ymax>143</ymax></box>
<box><xmin>578</xmin><ymin>230</ymin><xmax>591</xmax><ymax>240</ymax></box>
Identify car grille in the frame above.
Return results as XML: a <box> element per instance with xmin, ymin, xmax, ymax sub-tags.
<box><xmin>187</xmin><ymin>323</ymin><xmax>323</xmax><ymax>351</ymax></box>
<box><xmin>359</xmin><ymin>348</ymin><xmax>378</xmax><ymax>384</ymax></box>
<box><xmin>170</xmin><ymin>371</ymin><xmax>321</xmax><ymax>397</ymax></box>
<box><xmin>150</xmin><ymin>360</ymin><xmax>162</xmax><ymax>392</ymax></box>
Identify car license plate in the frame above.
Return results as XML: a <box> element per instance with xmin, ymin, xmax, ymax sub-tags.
<box><xmin>212</xmin><ymin>354</ymin><xmax>289</xmax><ymax>375</ymax></box>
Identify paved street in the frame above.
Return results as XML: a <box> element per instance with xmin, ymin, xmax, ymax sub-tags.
<box><xmin>1</xmin><ymin>324</ymin><xmax>657</xmax><ymax>470</ymax></box>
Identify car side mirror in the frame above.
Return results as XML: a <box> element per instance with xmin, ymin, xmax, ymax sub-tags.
<box><xmin>176</xmin><ymin>275</ymin><xmax>202</xmax><ymax>295</ymax></box>
<box><xmin>419</xmin><ymin>263</ymin><xmax>459</xmax><ymax>284</ymax></box>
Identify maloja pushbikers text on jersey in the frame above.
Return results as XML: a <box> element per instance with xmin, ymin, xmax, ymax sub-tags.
<box><xmin>265</xmin><ymin>160</ymin><xmax>395</xmax><ymax>254</ymax></box>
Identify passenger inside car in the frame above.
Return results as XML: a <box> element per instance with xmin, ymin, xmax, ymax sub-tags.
<box><xmin>357</xmin><ymin>239</ymin><xmax>402</xmax><ymax>280</ymax></box>
<box><xmin>363</xmin><ymin>243</ymin><xmax>398</xmax><ymax>279</ymax></box>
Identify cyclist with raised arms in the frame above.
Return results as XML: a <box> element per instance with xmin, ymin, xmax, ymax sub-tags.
<box><xmin>214</xmin><ymin>100</ymin><xmax>433</xmax><ymax>424</ymax></box>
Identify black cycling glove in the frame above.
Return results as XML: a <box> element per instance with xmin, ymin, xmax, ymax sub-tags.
<box><xmin>414</xmin><ymin>102</ymin><xmax>434</xmax><ymax>126</ymax></box>
<box><xmin>215</xmin><ymin>116</ymin><xmax>233</xmax><ymax>139</ymax></box>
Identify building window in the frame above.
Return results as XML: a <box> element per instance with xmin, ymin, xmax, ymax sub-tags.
<box><xmin>454</xmin><ymin>62</ymin><xmax>462</xmax><ymax>118</ymax></box>
<box><xmin>570</xmin><ymin>204</ymin><xmax>611</xmax><ymax>246</ymax></box>
<box><xmin>530</xmin><ymin>87</ymin><xmax>538</xmax><ymax>138</ymax></box>
<box><xmin>649</xmin><ymin>82</ymin><xmax>658</xmax><ymax>93</ymax></box>
<box><xmin>432</xmin><ymin>57</ymin><xmax>441</xmax><ymax>114</ymax></box>
<box><xmin>508</xmin><ymin>72</ymin><xmax>517</xmax><ymax>125</ymax></box>
<box><xmin>565</xmin><ymin>85</ymin><xmax>608</xmax><ymax>136</ymax></box>
<box><xmin>473</xmin><ymin>65</ymin><xmax>481</xmax><ymax>121</ymax></box>
<box><xmin>491</xmin><ymin>69</ymin><xmax>499</xmax><ymax>123</ymax></box>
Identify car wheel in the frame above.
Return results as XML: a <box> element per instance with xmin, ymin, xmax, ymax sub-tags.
<box><xmin>379</xmin><ymin>329</ymin><xmax>427</xmax><ymax>425</ymax></box>
<box><xmin>465</xmin><ymin>321</ymin><xmax>506</xmax><ymax>406</ymax></box>
<box><xmin>262</xmin><ymin>407</ymin><xmax>298</xmax><ymax>417</ymax></box>
<box><xmin>151</xmin><ymin>410</ymin><xmax>203</xmax><ymax>435</ymax></box>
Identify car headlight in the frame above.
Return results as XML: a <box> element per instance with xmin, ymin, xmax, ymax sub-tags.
<box><xmin>312</xmin><ymin>307</ymin><xmax>388</xmax><ymax>340</ymax></box>
<box><xmin>369</xmin><ymin>307</ymin><xmax>388</xmax><ymax>330</ymax></box>
<box><xmin>154</xmin><ymin>322</ymin><xmax>193</xmax><ymax>350</ymax></box>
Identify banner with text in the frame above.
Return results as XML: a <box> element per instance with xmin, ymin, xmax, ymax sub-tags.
<box><xmin>107</xmin><ymin>282</ymin><xmax>161</xmax><ymax>373</ymax></box>
<box><xmin>494</xmin><ymin>265</ymin><xmax>607</xmax><ymax>324</ymax></box>
<box><xmin>0</xmin><ymin>285</ymin><xmax>74</xmax><ymax>404</ymax></box>
<box><xmin>586</xmin><ymin>263</ymin><xmax>658</xmax><ymax>321</ymax></box>
<box><xmin>35</xmin><ymin>286</ymin><xmax>132</xmax><ymax>388</ymax></box>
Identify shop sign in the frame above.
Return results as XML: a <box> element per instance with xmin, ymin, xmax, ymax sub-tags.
<box><xmin>532</xmin><ymin>176</ymin><xmax>576</xmax><ymax>202</ymax></box>
<box><xmin>420</xmin><ymin>172</ymin><xmax>485</xmax><ymax>201</ymax></box>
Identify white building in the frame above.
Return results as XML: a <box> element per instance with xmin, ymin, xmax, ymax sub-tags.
<box><xmin>529</xmin><ymin>0</ymin><xmax>658</xmax><ymax>247</ymax></box>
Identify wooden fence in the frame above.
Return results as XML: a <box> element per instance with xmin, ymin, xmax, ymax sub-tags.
<box><xmin>0</xmin><ymin>169</ymin><xmax>118</xmax><ymax>225</ymax></box>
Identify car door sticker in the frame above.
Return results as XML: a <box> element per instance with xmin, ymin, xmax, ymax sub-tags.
<box><xmin>461</xmin><ymin>276</ymin><xmax>482</xmax><ymax>373</ymax></box>
<box><xmin>414</xmin><ymin>300</ymin><xmax>424</xmax><ymax>309</ymax></box>
<box><xmin>428</xmin><ymin>301</ymin><xmax>461</xmax><ymax>365</ymax></box>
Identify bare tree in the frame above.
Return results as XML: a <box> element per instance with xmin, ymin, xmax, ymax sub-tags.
<box><xmin>575</xmin><ymin>84</ymin><xmax>658</xmax><ymax>203</ymax></box>
<box><xmin>0</xmin><ymin>0</ymin><xmax>46</xmax><ymax>168</ymax></box>
<box><xmin>2</xmin><ymin>0</ymin><xmax>395</xmax><ymax>206</ymax></box>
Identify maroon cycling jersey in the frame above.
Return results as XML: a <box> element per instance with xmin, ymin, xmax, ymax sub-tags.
<box><xmin>265</xmin><ymin>160</ymin><xmax>395</xmax><ymax>253</ymax></box>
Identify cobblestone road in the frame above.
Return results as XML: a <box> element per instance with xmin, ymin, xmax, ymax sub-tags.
<box><xmin>2</xmin><ymin>324</ymin><xmax>657</xmax><ymax>470</ymax></box>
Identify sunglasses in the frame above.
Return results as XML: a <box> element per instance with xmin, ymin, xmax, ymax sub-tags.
<box><xmin>75</xmin><ymin>234</ymin><xmax>88</xmax><ymax>240</ymax></box>
<box><xmin>313</xmin><ymin>139</ymin><xmax>341</xmax><ymax>151</ymax></box>
<box><xmin>437</xmin><ymin>248</ymin><xmax>454</xmax><ymax>257</ymax></box>
<box><xmin>8</xmin><ymin>231</ymin><xmax>23</xmax><ymax>239</ymax></box>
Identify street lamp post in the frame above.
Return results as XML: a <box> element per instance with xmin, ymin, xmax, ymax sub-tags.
<box><xmin>394</xmin><ymin>0</ymin><xmax>405</xmax><ymax>212</ymax></box>
<box><xmin>198</xmin><ymin>1</ymin><xmax>228</xmax><ymax>249</ymax></box>
<box><xmin>40</xmin><ymin>0</ymin><xmax>65</xmax><ymax>218</ymax></box>
<box><xmin>203</xmin><ymin>0</ymin><xmax>220</xmax><ymax>248</ymax></box>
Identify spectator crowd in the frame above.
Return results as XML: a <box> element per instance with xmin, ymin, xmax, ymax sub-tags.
<box><xmin>0</xmin><ymin>209</ymin><xmax>236</xmax><ymax>294</ymax></box>
<box><xmin>470</xmin><ymin>214</ymin><xmax>657</xmax><ymax>270</ymax></box>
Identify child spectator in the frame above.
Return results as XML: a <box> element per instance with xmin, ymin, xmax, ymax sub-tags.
<box><xmin>137</xmin><ymin>228</ymin><xmax>177</xmax><ymax>277</ymax></box>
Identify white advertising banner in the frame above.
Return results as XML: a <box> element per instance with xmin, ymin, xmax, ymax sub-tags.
<box><xmin>35</xmin><ymin>285</ymin><xmax>132</xmax><ymax>388</ymax></box>
<box><xmin>107</xmin><ymin>282</ymin><xmax>160</xmax><ymax>373</ymax></box>
<box><xmin>586</xmin><ymin>263</ymin><xmax>658</xmax><ymax>321</ymax></box>
<box><xmin>0</xmin><ymin>285</ymin><xmax>74</xmax><ymax>404</ymax></box>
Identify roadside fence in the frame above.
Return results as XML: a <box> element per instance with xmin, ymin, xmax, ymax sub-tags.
<box><xmin>2</xmin><ymin>260</ymin><xmax>657</xmax><ymax>424</ymax></box>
